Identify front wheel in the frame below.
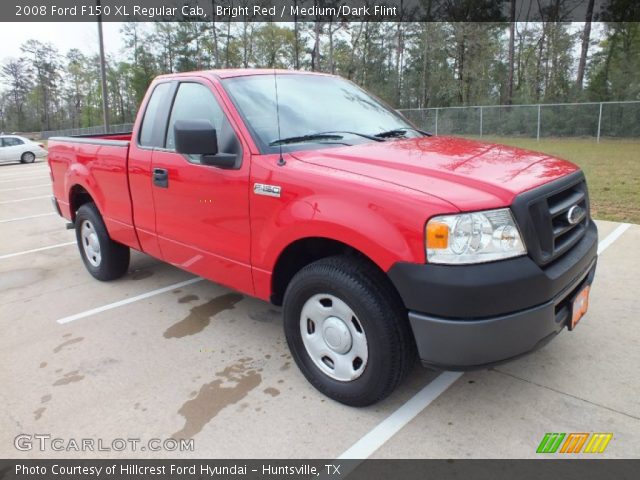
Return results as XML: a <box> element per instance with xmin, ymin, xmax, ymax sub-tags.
<box><xmin>75</xmin><ymin>203</ymin><xmax>130</xmax><ymax>281</ymax></box>
<box><xmin>283</xmin><ymin>256</ymin><xmax>416</xmax><ymax>406</ymax></box>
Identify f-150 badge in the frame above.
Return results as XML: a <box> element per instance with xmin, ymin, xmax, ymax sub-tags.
<box><xmin>254</xmin><ymin>183</ymin><xmax>282</xmax><ymax>198</ymax></box>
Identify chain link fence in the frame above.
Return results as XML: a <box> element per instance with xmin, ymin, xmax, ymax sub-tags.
<box><xmin>41</xmin><ymin>123</ymin><xmax>134</xmax><ymax>139</ymax></box>
<box><xmin>399</xmin><ymin>101</ymin><xmax>640</xmax><ymax>141</ymax></box>
<box><xmin>40</xmin><ymin>102</ymin><xmax>640</xmax><ymax>142</ymax></box>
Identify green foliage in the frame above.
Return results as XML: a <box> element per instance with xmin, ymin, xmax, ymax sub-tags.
<box><xmin>0</xmin><ymin>20</ymin><xmax>638</xmax><ymax>133</ymax></box>
<box><xmin>587</xmin><ymin>23</ymin><xmax>640</xmax><ymax>101</ymax></box>
<box><xmin>252</xmin><ymin>24</ymin><xmax>297</xmax><ymax>68</ymax></box>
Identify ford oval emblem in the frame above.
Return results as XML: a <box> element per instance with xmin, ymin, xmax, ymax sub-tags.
<box><xmin>567</xmin><ymin>205</ymin><xmax>585</xmax><ymax>225</ymax></box>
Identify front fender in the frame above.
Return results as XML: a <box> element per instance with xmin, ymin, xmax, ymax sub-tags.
<box><xmin>255</xmin><ymin>194</ymin><xmax>424</xmax><ymax>273</ymax></box>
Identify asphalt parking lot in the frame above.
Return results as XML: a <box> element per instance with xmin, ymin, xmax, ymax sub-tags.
<box><xmin>1</xmin><ymin>159</ymin><xmax>639</xmax><ymax>459</ymax></box>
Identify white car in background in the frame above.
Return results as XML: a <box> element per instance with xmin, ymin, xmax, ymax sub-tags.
<box><xmin>0</xmin><ymin>135</ymin><xmax>48</xmax><ymax>164</ymax></box>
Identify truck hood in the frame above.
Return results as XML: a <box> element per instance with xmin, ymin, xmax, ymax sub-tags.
<box><xmin>291</xmin><ymin>136</ymin><xmax>578</xmax><ymax>211</ymax></box>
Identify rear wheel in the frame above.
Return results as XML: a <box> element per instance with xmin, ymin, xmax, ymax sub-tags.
<box><xmin>283</xmin><ymin>255</ymin><xmax>416</xmax><ymax>406</ymax></box>
<box><xmin>75</xmin><ymin>203</ymin><xmax>130</xmax><ymax>281</ymax></box>
<box><xmin>20</xmin><ymin>152</ymin><xmax>35</xmax><ymax>163</ymax></box>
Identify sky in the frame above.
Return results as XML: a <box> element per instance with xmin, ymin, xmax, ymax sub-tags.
<box><xmin>0</xmin><ymin>22</ymin><xmax>126</xmax><ymax>61</ymax></box>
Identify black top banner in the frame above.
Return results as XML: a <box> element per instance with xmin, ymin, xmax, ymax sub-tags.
<box><xmin>3</xmin><ymin>0</ymin><xmax>640</xmax><ymax>22</ymax></box>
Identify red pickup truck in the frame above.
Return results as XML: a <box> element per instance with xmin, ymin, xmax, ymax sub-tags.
<box><xmin>48</xmin><ymin>70</ymin><xmax>597</xmax><ymax>406</ymax></box>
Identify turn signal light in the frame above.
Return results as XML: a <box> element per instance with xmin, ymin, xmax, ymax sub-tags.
<box><xmin>426</xmin><ymin>222</ymin><xmax>449</xmax><ymax>249</ymax></box>
<box><xmin>571</xmin><ymin>286</ymin><xmax>590</xmax><ymax>329</ymax></box>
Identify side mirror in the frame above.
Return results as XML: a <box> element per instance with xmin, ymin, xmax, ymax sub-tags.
<box><xmin>201</xmin><ymin>152</ymin><xmax>237</xmax><ymax>169</ymax></box>
<box><xmin>174</xmin><ymin>119</ymin><xmax>218</xmax><ymax>155</ymax></box>
<box><xmin>174</xmin><ymin>119</ymin><xmax>238</xmax><ymax>169</ymax></box>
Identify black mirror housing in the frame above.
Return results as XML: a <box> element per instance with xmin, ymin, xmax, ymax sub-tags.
<box><xmin>174</xmin><ymin>119</ymin><xmax>218</xmax><ymax>155</ymax></box>
<box><xmin>201</xmin><ymin>152</ymin><xmax>237</xmax><ymax>169</ymax></box>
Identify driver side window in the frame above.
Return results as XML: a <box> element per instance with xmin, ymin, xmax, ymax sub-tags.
<box><xmin>166</xmin><ymin>83</ymin><xmax>223</xmax><ymax>151</ymax></box>
<box><xmin>165</xmin><ymin>82</ymin><xmax>241</xmax><ymax>166</ymax></box>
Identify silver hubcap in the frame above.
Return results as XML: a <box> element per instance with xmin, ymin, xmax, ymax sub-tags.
<box><xmin>81</xmin><ymin>220</ymin><xmax>101</xmax><ymax>267</ymax></box>
<box><xmin>24</xmin><ymin>153</ymin><xmax>34</xmax><ymax>162</ymax></box>
<box><xmin>300</xmin><ymin>294</ymin><xmax>368</xmax><ymax>382</ymax></box>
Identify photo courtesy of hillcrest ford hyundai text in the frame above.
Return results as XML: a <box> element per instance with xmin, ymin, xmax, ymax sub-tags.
<box><xmin>48</xmin><ymin>70</ymin><xmax>597</xmax><ymax>406</ymax></box>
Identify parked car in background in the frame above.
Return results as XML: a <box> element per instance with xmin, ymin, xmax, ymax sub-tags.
<box><xmin>0</xmin><ymin>135</ymin><xmax>47</xmax><ymax>164</ymax></box>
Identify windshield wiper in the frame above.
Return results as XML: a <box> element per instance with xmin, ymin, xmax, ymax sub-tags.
<box><xmin>374</xmin><ymin>127</ymin><xmax>432</xmax><ymax>139</ymax></box>
<box><xmin>269</xmin><ymin>130</ymin><xmax>385</xmax><ymax>147</ymax></box>
<box><xmin>269</xmin><ymin>133</ymin><xmax>345</xmax><ymax>146</ymax></box>
<box><xmin>319</xmin><ymin>131</ymin><xmax>385</xmax><ymax>142</ymax></box>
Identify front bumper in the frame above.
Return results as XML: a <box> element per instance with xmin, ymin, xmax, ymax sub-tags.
<box><xmin>387</xmin><ymin>221</ymin><xmax>598</xmax><ymax>370</ymax></box>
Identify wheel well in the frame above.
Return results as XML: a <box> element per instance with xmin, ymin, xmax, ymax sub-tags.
<box><xmin>69</xmin><ymin>185</ymin><xmax>94</xmax><ymax>221</ymax></box>
<box><xmin>270</xmin><ymin>237</ymin><xmax>383</xmax><ymax>306</ymax></box>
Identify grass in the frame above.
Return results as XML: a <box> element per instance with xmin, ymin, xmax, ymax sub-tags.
<box><xmin>462</xmin><ymin>136</ymin><xmax>640</xmax><ymax>224</ymax></box>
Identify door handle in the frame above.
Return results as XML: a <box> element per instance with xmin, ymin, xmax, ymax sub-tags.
<box><xmin>153</xmin><ymin>168</ymin><xmax>168</xmax><ymax>188</ymax></box>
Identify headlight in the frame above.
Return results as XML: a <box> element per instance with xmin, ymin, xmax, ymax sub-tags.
<box><xmin>426</xmin><ymin>208</ymin><xmax>526</xmax><ymax>264</ymax></box>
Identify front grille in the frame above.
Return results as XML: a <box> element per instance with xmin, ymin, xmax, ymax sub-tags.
<box><xmin>548</xmin><ymin>183</ymin><xmax>588</xmax><ymax>256</ymax></box>
<box><xmin>511</xmin><ymin>171</ymin><xmax>590</xmax><ymax>266</ymax></box>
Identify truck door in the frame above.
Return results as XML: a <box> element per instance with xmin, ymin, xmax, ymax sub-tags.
<box><xmin>128</xmin><ymin>81</ymin><xmax>175</xmax><ymax>259</ymax></box>
<box><xmin>150</xmin><ymin>80</ymin><xmax>253</xmax><ymax>295</ymax></box>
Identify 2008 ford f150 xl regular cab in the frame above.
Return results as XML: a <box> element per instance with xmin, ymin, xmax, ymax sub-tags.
<box><xmin>48</xmin><ymin>70</ymin><xmax>597</xmax><ymax>406</ymax></box>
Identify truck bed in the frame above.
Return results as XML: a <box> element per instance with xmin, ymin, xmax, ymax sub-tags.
<box><xmin>47</xmin><ymin>132</ymin><xmax>140</xmax><ymax>250</ymax></box>
<box><xmin>52</xmin><ymin>132</ymin><xmax>132</xmax><ymax>143</ymax></box>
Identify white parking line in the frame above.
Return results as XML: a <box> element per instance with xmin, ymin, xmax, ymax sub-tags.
<box><xmin>0</xmin><ymin>241</ymin><xmax>76</xmax><ymax>260</ymax></box>
<box><xmin>0</xmin><ymin>183</ymin><xmax>50</xmax><ymax>192</ymax></box>
<box><xmin>0</xmin><ymin>175</ymin><xmax>49</xmax><ymax>184</ymax></box>
<box><xmin>598</xmin><ymin>223</ymin><xmax>630</xmax><ymax>255</ymax></box>
<box><xmin>0</xmin><ymin>168</ymin><xmax>48</xmax><ymax>178</ymax></box>
<box><xmin>56</xmin><ymin>277</ymin><xmax>204</xmax><ymax>324</ymax></box>
<box><xmin>338</xmin><ymin>372</ymin><xmax>463</xmax><ymax>459</ymax></box>
<box><xmin>335</xmin><ymin>222</ymin><xmax>632</xmax><ymax>460</ymax></box>
<box><xmin>0</xmin><ymin>212</ymin><xmax>56</xmax><ymax>223</ymax></box>
<box><xmin>0</xmin><ymin>195</ymin><xmax>51</xmax><ymax>204</ymax></box>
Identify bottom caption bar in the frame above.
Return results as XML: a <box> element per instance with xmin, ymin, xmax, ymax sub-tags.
<box><xmin>1</xmin><ymin>459</ymin><xmax>637</xmax><ymax>480</ymax></box>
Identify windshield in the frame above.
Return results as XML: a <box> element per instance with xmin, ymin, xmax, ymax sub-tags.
<box><xmin>222</xmin><ymin>74</ymin><xmax>418</xmax><ymax>153</ymax></box>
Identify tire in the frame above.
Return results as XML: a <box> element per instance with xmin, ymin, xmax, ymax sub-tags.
<box><xmin>75</xmin><ymin>203</ymin><xmax>130</xmax><ymax>281</ymax></box>
<box><xmin>283</xmin><ymin>255</ymin><xmax>416</xmax><ymax>406</ymax></box>
<box><xmin>20</xmin><ymin>152</ymin><xmax>35</xmax><ymax>163</ymax></box>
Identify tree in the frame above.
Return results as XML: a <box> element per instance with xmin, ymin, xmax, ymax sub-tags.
<box><xmin>64</xmin><ymin>49</ymin><xmax>86</xmax><ymax>128</ymax></box>
<box><xmin>0</xmin><ymin>91</ymin><xmax>9</xmax><ymax>132</ymax></box>
<box><xmin>506</xmin><ymin>0</ymin><xmax>516</xmax><ymax>104</ymax></box>
<box><xmin>21</xmin><ymin>40</ymin><xmax>62</xmax><ymax>130</ymax></box>
<box><xmin>587</xmin><ymin>22</ymin><xmax>640</xmax><ymax>101</ymax></box>
<box><xmin>252</xmin><ymin>24</ymin><xmax>296</xmax><ymax>68</ymax></box>
<box><xmin>152</xmin><ymin>23</ymin><xmax>179</xmax><ymax>72</ymax></box>
<box><xmin>0</xmin><ymin>58</ymin><xmax>32</xmax><ymax>130</ymax></box>
<box><xmin>311</xmin><ymin>20</ymin><xmax>323</xmax><ymax>71</ymax></box>
<box><xmin>576</xmin><ymin>0</ymin><xmax>596</xmax><ymax>91</ymax></box>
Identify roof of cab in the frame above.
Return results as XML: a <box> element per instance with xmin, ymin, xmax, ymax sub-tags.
<box><xmin>154</xmin><ymin>69</ymin><xmax>332</xmax><ymax>81</ymax></box>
